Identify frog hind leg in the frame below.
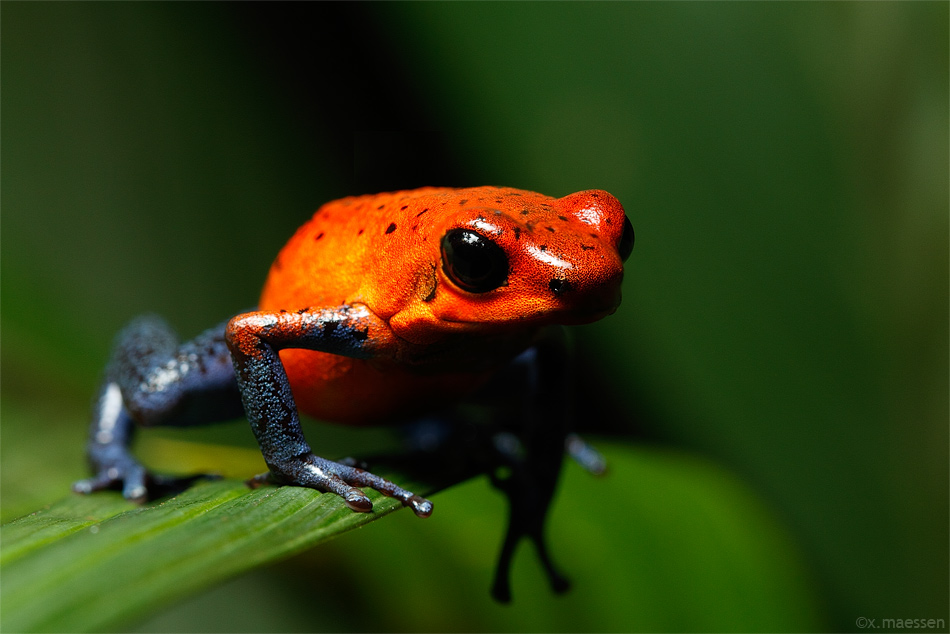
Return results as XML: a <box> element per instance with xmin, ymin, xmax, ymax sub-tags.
<box><xmin>486</xmin><ymin>327</ymin><xmax>577</xmax><ymax>603</ymax></box>
<box><xmin>73</xmin><ymin>315</ymin><xmax>243</xmax><ymax>502</ymax></box>
<box><xmin>489</xmin><ymin>444</ymin><xmax>570</xmax><ymax>603</ymax></box>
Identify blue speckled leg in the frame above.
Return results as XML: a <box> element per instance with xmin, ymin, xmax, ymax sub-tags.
<box><xmin>367</xmin><ymin>327</ymin><xmax>593</xmax><ymax>601</ymax></box>
<box><xmin>74</xmin><ymin>315</ymin><xmax>243</xmax><ymax>502</ymax></box>
<box><xmin>225</xmin><ymin>307</ymin><xmax>433</xmax><ymax>518</ymax></box>
<box><xmin>488</xmin><ymin>327</ymin><xmax>576</xmax><ymax>603</ymax></box>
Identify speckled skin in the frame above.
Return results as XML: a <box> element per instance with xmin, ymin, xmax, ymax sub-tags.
<box><xmin>261</xmin><ymin>187</ymin><xmax>630</xmax><ymax>424</ymax></box>
<box><xmin>75</xmin><ymin>186</ymin><xmax>633</xmax><ymax>600</ymax></box>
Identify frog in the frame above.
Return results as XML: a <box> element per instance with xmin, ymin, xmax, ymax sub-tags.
<box><xmin>74</xmin><ymin>185</ymin><xmax>634</xmax><ymax>601</ymax></box>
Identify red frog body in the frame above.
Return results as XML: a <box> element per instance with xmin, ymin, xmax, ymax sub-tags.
<box><xmin>75</xmin><ymin>186</ymin><xmax>634</xmax><ymax>601</ymax></box>
<box><xmin>259</xmin><ymin>187</ymin><xmax>630</xmax><ymax>424</ymax></box>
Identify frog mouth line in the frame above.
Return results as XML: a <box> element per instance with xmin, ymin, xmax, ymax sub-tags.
<box><xmin>547</xmin><ymin>305</ymin><xmax>620</xmax><ymax>325</ymax></box>
<box><xmin>438</xmin><ymin>304</ymin><xmax>619</xmax><ymax>327</ymax></box>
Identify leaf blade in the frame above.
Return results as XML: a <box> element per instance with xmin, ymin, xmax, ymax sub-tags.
<box><xmin>1</xmin><ymin>477</ymin><xmax>411</xmax><ymax>633</ymax></box>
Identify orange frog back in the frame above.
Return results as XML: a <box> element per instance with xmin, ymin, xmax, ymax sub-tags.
<box><xmin>259</xmin><ymin>186</ymin><xmax>631</xmax><ymax>425</ymax></box>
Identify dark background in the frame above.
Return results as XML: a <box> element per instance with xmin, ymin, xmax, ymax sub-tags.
<box><xmin>2</xmin><ymin>3</ymin><xmax>947</xmax><ymax>632</ymax></box>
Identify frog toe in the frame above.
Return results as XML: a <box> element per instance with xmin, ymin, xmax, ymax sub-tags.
<box><xmin>330</xmin><ymin>461</ymin><xmax>433</xmax><ymax>518</ymax></box>
<box><xmin>270</xmin><ymin>454</ymin><xmax>433</xmax><ymax>518</ymax></box>
<box><xmin>74</xmin><ymin>466</ymin><xmax>215</xmax><ymax>503</ymax></box>
<box><xmin>406</xmin><ymin>495</ymin><xmax>433</xmax><ymax>518</ymax></box>
<box><xmin>122</xmin><ymin>474</ymin><xmax>149</xmax><ymax>503</ymax></box>
<box><xmin>341</xmin><ymin>488</ymin><xmax>374</xmax><ymax>513</ymax></box>
<box><xmin>72</xmin><ymin>462</ymin><xmax>148</xmax><ymax>502</ymax></box>
<box><xmin>72</xmin><ymin>472</ymin><xmax>118</xmax><ymax>495</ymax></box>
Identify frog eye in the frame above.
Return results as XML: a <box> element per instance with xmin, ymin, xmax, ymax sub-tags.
<box><xmin>441</xmin><ymin>229</ymin><xmax>509</xmax><ymax>293</ymax></box>
<box><xmin>617</xmin><ymin>216</ymin><xmax>635</xmax><ymax>262</ymax></box>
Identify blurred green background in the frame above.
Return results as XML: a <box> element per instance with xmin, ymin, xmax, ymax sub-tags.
<box><xmin>2</xmin><ymin>2</ymin><xmax>947</xmax><ymax>632</ymax></box>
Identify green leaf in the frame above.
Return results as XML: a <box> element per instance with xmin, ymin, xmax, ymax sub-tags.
<box><xmin>1</xmin><ymin>475</ymin><xmax>422</xmax><ymax>633</ymax></box>
<box><xmin>308</xmin><ymin>444</ymin><xmax>824</xmax><ymax>633</ymax></box>
<box><xmin>2</xmin><ymin>443</ymin><xmax>823</xmax><ymax>633</ymax></box>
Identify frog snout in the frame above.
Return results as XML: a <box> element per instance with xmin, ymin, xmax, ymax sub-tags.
<box><xmin>547</xmin><ymin>267</ymin><xmax>624</xmax><ymax>320</ymax></box>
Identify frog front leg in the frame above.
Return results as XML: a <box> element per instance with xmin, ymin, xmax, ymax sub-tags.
<box><xmin>224</xmin><ymin>306</ymin><xmax>433</xmax><ymax>518</ymax></box>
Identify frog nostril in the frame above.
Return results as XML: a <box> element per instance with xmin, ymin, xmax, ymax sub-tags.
<box><xmin>549</xmin><ymin>278</ymin><xmax>573</xmax><ymax>296</ymax></box>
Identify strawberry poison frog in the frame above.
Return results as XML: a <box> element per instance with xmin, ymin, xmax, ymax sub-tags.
<box><xmin>74</xmin><ymin>186</ymin><xmax>633</xmax><ymax>601</ymax></box>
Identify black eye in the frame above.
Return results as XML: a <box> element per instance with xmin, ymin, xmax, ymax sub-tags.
<box><xmin>617</xmin><ymin>216</ymin><xmax>635</xmax><ymax>262</ymax></box>
<box><xmin>441</xmin><ymin>229</ymin><xmax>509</xmax><ymax>293</ymax></box>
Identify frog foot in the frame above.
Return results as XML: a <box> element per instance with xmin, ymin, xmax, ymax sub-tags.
<box><xmin>565</xmin><ymin>433</ymin><xmax>607</xmax><ymax>475</ymax></box>
<box><xmin>261</xmin><ymin>453</ymin><xmax>433</xmax><ymax>518</ymax></box>
<box><xmin>73</xmin><ymin>458</ymin><xmax>216</xmax><ymax>503</ymax></box>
